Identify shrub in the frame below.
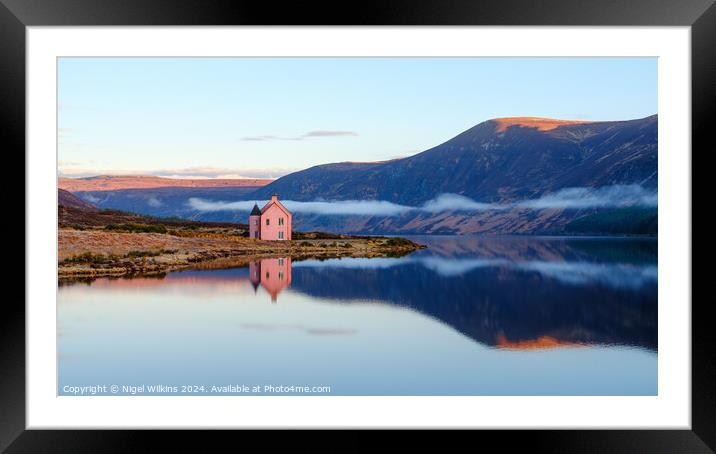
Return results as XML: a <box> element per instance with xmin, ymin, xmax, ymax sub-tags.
<box><xmin>293</xmin><ymin>231</ymin><xmax>344</xmax><ymax>240</ymax></box>
<box><xmin>126</xmin><ymin>249</ymin><xmax>177</xmax><ymax>258</ymax></box>
<box><xmin>62</xmin><ymin>252</ymin><xmax>118</xmax><ymax>264</ymax></box>
<box><xmin>384</xmin><ymin>237</ymin><xmax>412</xmax><ymax>247</ymax></box>
<box><xmin>104</xmin><ymin>223</ymin><xmax>168</xmax><ymax>234</ymax></box>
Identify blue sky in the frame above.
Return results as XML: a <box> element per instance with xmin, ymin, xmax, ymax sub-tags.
<box><xmin>58</xmin><ymin>57</ymin><xmax>657</xmax><ymax>179</ymax></box>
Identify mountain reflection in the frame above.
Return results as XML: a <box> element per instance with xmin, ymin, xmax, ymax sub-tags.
<box><xmin>62</xmin><ymin>236</ymin><xmax>657</xmax><ymax>352</ymax></box>
<box><xmin>203</xmin><ymin>237</ymin><xmax>657</xmax><ymax>351</ymax></box>
<box><xmin>289</xmin><ymin>259</ymin><xmax>657</xmax><ymax>351</ymax></box>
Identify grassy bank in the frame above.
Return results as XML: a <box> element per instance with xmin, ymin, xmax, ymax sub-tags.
<box><xmin>58</xmin><ymin>227</ymin><xmax>425</xmax><ymax>279</ymax></box>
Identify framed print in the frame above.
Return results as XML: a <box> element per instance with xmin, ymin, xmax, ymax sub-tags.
<box><xmin>4</xmin><ymin>0</ymin><xmax>711</xmax><ymax>450</ymax></box>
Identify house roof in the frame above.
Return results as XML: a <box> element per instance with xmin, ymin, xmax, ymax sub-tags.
<box><xmin>261</xmin><ymin>199</ymin><xmax>291</xmax><ymax>217</ymax></box>
<box><xmin>250</xmin><ymin>203</ymin><xmax>261</xmax><ymax>216</ymax></box>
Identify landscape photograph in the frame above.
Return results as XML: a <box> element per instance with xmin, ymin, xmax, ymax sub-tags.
<box><xmin>57</xmin><ymin>57</ymin><xmax>657</xmax><ymax>396</ymax></box>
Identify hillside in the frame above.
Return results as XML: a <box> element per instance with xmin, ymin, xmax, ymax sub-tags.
<box><xmin>59</xmin><ymin>189</ymin><xmax>246</xmax><ymax>229</ymax></box>
<box><xmin>66</xmin><ymin>186</ymin><xmax>262</xmax><ymax>220</ymax></box>
<box><xmin>564</xmin><ymin>207</ymin><xmax>658</xmax><ymax>235</ymax></box>
<box><xmin>251</xmin><ymin>115</ymin><xmax>657</xmax><ymax>205</ymax></box>
<box><xmin>58</xmin><ymin>188</ymin><xmax>98</xmax><ymax>211</ymax></box>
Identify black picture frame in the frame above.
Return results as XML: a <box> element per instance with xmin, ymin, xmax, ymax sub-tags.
<box><xmin>3</xmin><ymin>0</ymin><xmax>709</xmax><ymax>449</ymax></box>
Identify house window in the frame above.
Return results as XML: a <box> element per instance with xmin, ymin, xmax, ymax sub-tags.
<box><xmin>279</xmin><ymin>272</ymin><xmax>284</xmax><ymax>281</ymax></box>
<box><xmin>279</xmin><ymin>217</ymin><xmax>284</xmax><ymax>226</ymax></box>
<box><xmin>278</xmin><ymin>258</ymin><xmax>284</xmax><ymax>265</ymax></box>
<box><xmin>266</xmin><ymin>272</ymin><xmax>270</xmax><ymax>279</ymax></box>
<box><xmin>254</xmin><ymin>219</ymin><xmax>259</xmax><ymax>225</ymax></box>
<box><xmin>266</xmin><ymin>218</ymin><xmax>270</xmax><ymax>226</ymax></box>
<box><xmin>278</xmin><ymin>231</ymin><xmax>284</xmax><ymax>239</ymax></box>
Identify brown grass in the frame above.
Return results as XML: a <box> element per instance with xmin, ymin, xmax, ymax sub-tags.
<box><xmin>58</xmin><ymin>229</ymin><xmax>425</xmax><ymax>278</ymax></box>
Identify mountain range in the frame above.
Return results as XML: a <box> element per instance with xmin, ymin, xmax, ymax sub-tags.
<box><xmin>253</xmin><ymin>115</ymin><xmax>657</xmax><ymax>204</ymax></box>
<box><xmin>60</xmin><ymin>115</ymin><xmax>657</xmax><ymax>235</ymax></box>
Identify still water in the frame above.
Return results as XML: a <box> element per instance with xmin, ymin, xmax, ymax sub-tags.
<box><xmin>58</xmin><ymin>236</ymin><xmax>657</xmax><ymax>396</ymax></box>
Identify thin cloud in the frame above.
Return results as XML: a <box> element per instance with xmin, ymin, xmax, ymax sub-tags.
<box><xmin>58</xmin><ymin>160</ymin><xmax>85</xmax><ymax>167</ymax></box>
<box><xmin>153</xmin><ymin>166</ymin><xmax>295</xmax><ymax>179</ymax></box>
<box><xmin>241</xmin><ymin>135</ymin><xmax>283</xmax><ymax>142</ymax></box>
<box><xmin>302</xmin><ymin>130</ymin><xmax>358</xmax><ymax>138</ymax></box>
<box><xmin>240</xmin><ymin>130</ymin><xmax>359</xmax><ymax>141</ymax></box>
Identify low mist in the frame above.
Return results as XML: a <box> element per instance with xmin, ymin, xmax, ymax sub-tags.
<box><xmin>187</xmin><ymin>198</ymin><xmax>414</xmax><ymax>216</ymax></box>
<box><xmin>516</xmin><ymin>184</ymin><xmax>658</xmax><ymax>209</ymax></box>
<box><xmin>187</xmin><ymin>184</ymin><xmax>657</xmax><ymax>216</ymax></box>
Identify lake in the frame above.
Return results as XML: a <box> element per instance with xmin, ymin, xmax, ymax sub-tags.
<box><xmin>58</xmin><ymin>235</ymin><xmax>657</xmax><ymax>396</ymax></box>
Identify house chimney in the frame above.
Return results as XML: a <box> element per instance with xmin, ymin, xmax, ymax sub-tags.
<box><xmin>271</xmin><ymin>194</ymin><xmax>278</xmax><ymax>202</ymax></box>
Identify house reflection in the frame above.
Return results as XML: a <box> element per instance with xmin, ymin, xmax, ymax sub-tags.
<box><xmin>249</xmin><ymin>257</ymin><xmax>292</xmax><ymax>302</ymax></box>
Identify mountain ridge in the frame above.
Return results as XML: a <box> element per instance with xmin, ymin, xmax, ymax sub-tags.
<box><xmin>250</xmin><ymin>114</ymin><xmax>657</xmax><ymax>205</ymax></box>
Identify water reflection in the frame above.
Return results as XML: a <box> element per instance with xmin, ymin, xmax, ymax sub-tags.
<box><xmin>249</xmin><ymin>257</ymin><xmax>292</xmax><ymax>302</ymax></box>
<box><xmin>65</xmin><ymin>237</ymin><xmax>656</xmax><ymax>351</ymax></box>
<box><xmin>287</xmin><ymin>236</ymin><xmax>657</xmax><ymax>351</ymax></box>
<box><xmin>58</xmin><ymin>236</ymin><xmax>657</xmax><ymax>395</ymax></box>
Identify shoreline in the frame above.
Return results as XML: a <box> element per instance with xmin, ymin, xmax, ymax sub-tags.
<box><xmin>58</xmin><ymin>228</ymin><xmax>425</xmax><ymax>280</ymax></box>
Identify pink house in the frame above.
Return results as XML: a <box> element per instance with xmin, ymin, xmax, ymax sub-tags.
<box><xmin>249</xmin><ymin>194</ymin><xmax>292</xmax><ymax>241</ymax></box>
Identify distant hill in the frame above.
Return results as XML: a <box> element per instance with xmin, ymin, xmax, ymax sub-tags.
<box><xmin>59</xmin><ymin>175</ymin><xmax>272</xmax><ymax>191</ymax></box>
<box><xmin>69</xmin><ymin>186</ymin><xmax>263</xmax><ymax>220</ymax></box>
<box><xmin>58</xmin><ymin>188</ymin><xmax>98</xmax><ymax>211</ymax></box>
<box><xmin>58</xmin><ymin>189</ymin><xmax>245</xmax><ymax>229</ymax></box>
